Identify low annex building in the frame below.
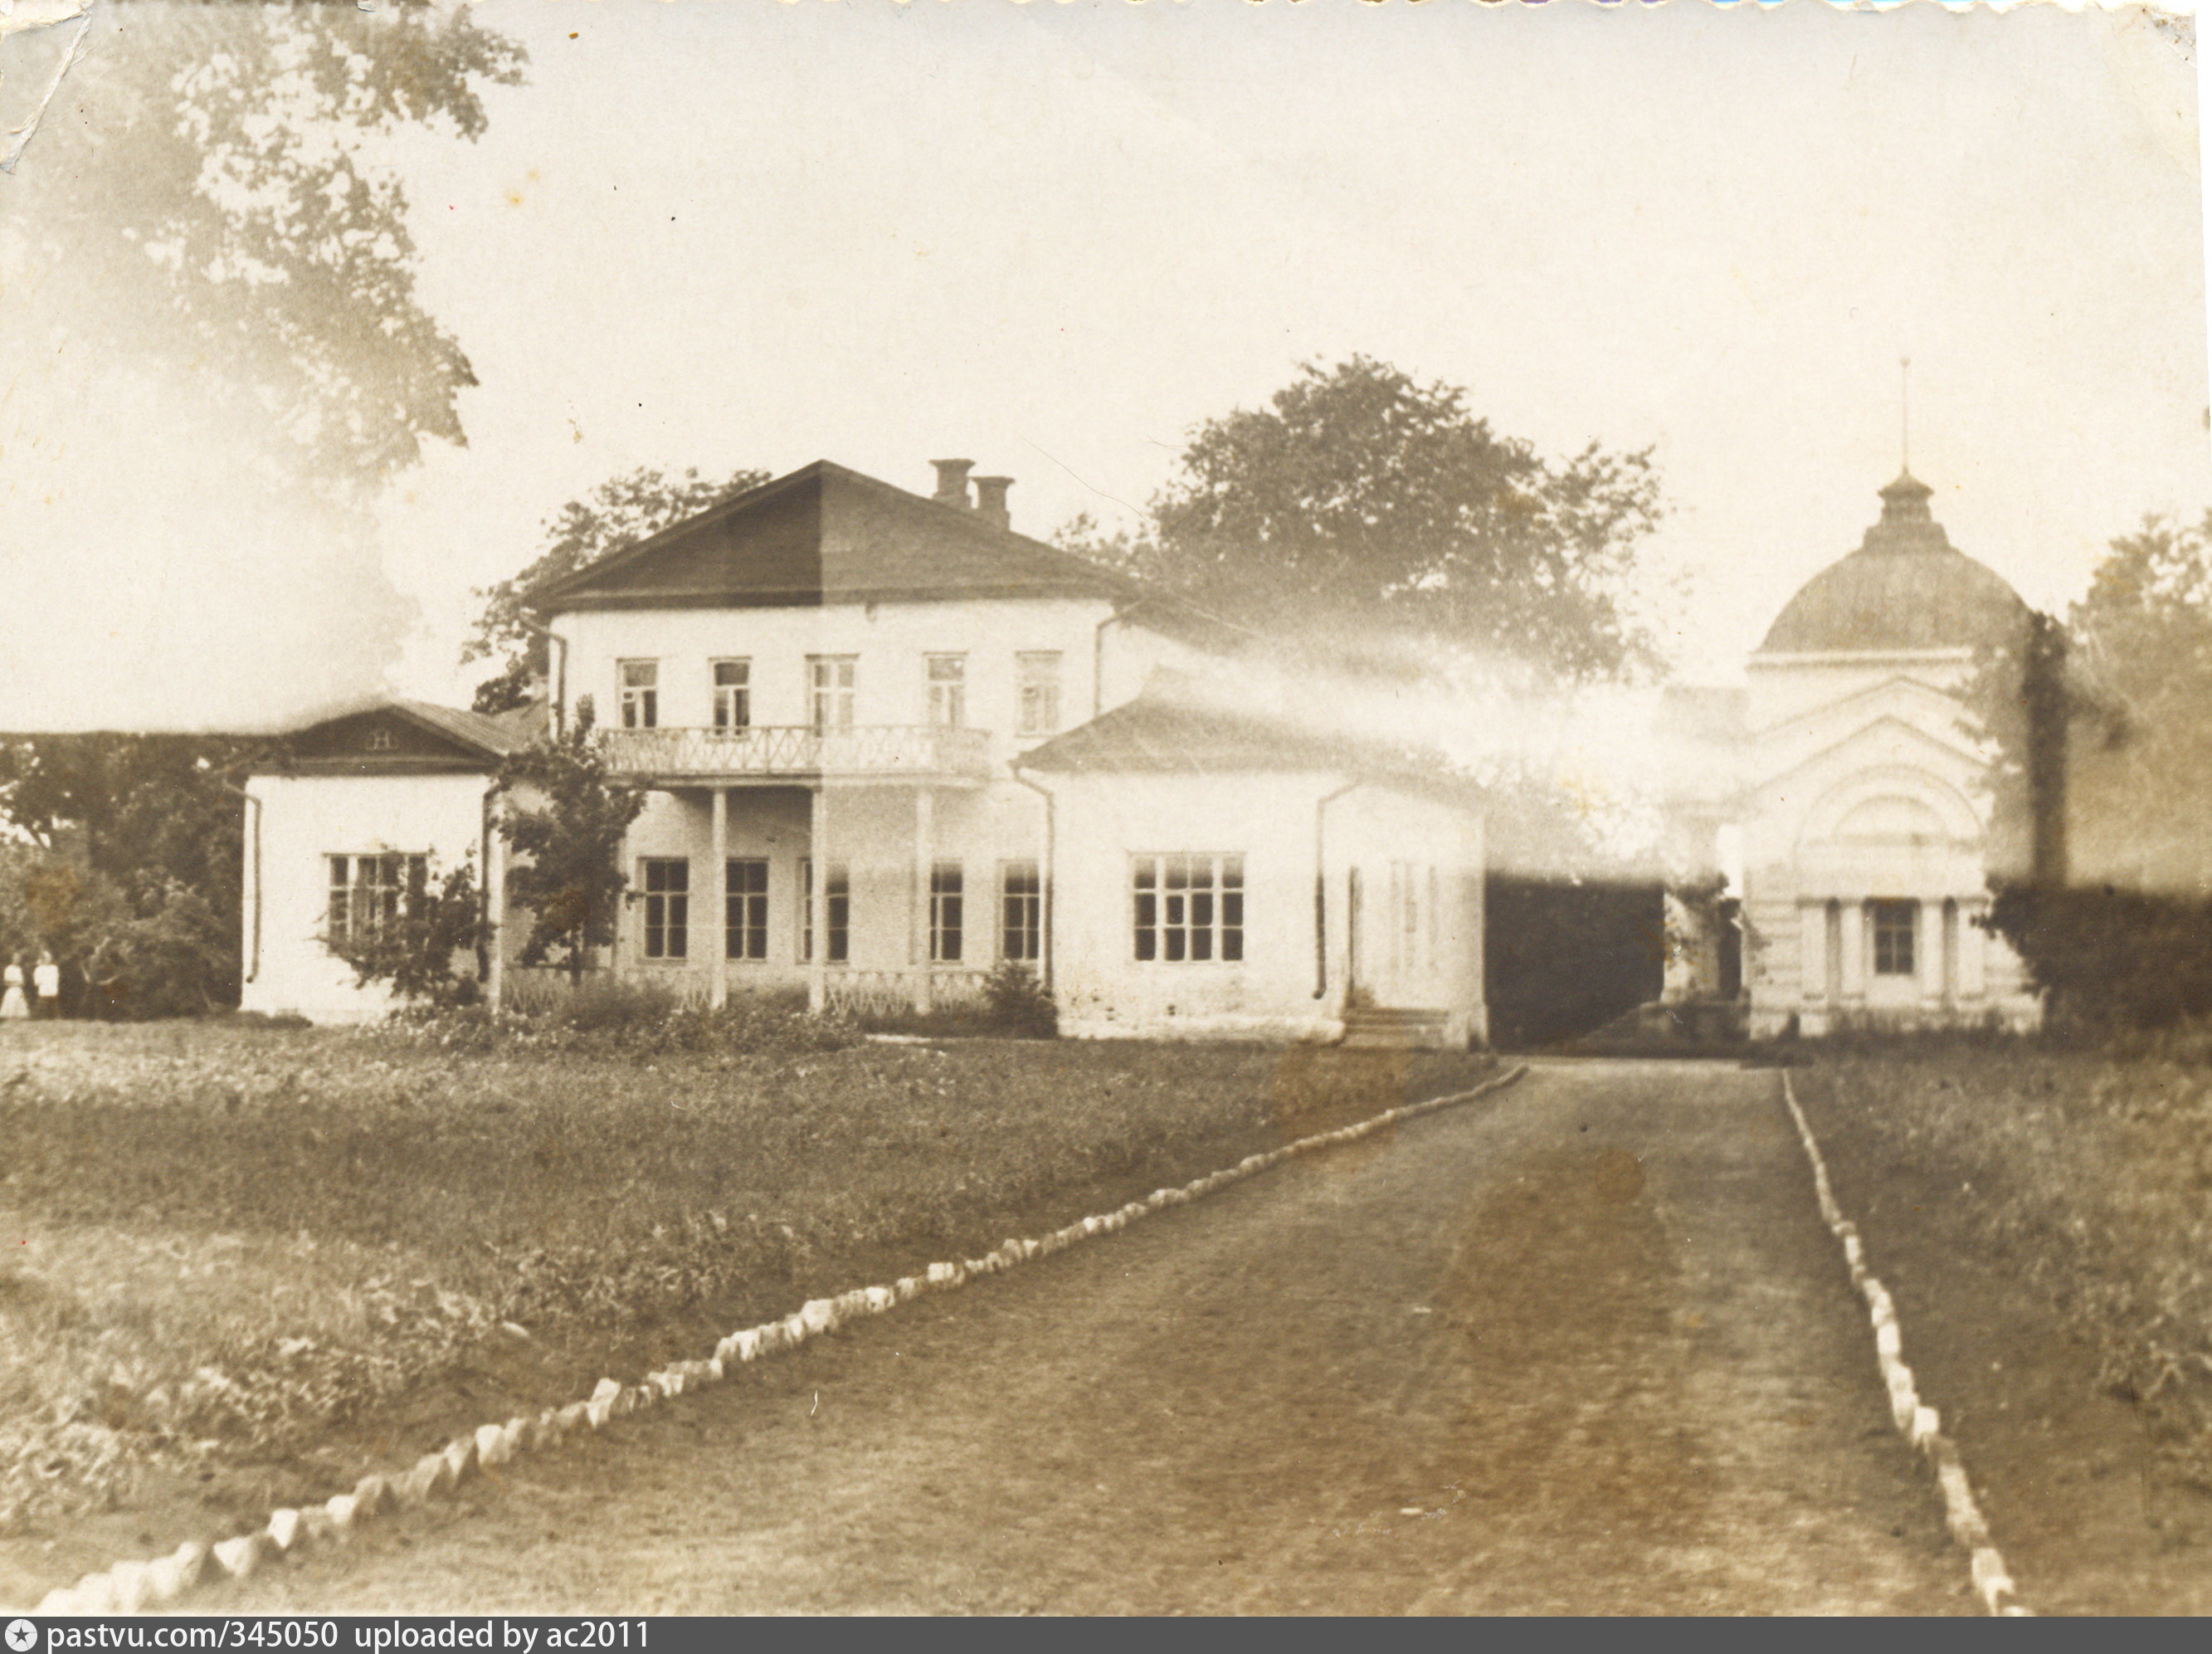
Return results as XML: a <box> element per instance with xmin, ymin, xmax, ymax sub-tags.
<box><xmin>241</xmin><ymin>457</ymin><xmax>1490</xmax><ymax>1044</ymax></box>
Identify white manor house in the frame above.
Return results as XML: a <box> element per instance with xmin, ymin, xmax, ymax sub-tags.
<box><xmin>241</xmin><ymin>458</ymin><xmax>1491</xmax><ymax>1044</ymax></box>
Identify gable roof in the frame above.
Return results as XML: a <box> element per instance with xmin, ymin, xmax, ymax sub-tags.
<box><xmin>250</xmin><ymin>698</ymin><xmax>547</xmax><ymax>775</ymax></box>
<box><xmin>528</xmin><ymin>460</ymin><xmax>1150</xmax><ymax>614</ymax></box>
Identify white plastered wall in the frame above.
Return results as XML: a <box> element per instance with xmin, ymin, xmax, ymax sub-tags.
<box><xmin>242</xmin><ymin>772</ymin><xmax>494</xmax><ymax>1023</ymax></box>
<box><xmin>1040</xmin><ymin>772</ymin><xmax>1485</xmax><ymax>1044</ymax></box>
<box><xmin>1738</xmin><ymin>652</ymin><xmax>2037</xmax><ymax>1037</ymax></box>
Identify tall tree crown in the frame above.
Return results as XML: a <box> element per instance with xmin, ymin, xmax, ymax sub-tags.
<box><xmin>1116</xmin><ymin>356</ymin><xmax>1664</xmax><ymax>684</ymax></box>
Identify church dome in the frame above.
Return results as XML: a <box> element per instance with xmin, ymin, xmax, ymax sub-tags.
<box><xmin>1758</xmin><ymin>472</ymin><xmax>2030</xmax><ymax>655</ymax></box>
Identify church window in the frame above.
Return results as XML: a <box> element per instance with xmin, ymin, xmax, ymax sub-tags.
<box><xmin>1870</xmin><ymin>900</ymin><xmax>1917</xmax><ymax>977</ymax></box>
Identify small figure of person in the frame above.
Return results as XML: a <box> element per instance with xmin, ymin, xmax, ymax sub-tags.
<box><xmin>0</xmin><ymin>959</ymin><xmax>28</xmax><ymax>1022</ymax></box>
<box><xmin>32</xmin><ymin>953</ymin><xmax>60</xmax><ymax>1020</ymax></box>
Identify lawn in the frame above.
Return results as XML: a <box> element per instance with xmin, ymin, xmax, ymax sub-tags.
<box><xmin>1795</xmin><ymin>1035</ymin><xmax>2212</xmax><ymax>1611</ymax></box>
<box><xmin>0</xmin><ymin>1018</ymin><xmax>1493</xmax><ymax>1566</ymax></box>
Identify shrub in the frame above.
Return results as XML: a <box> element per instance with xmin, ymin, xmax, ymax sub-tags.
<box><xmin>982</xmin><ymin>961</ymin><xmax>1057</xmax><ymax>1038</ymax></box>
<box><xmin>1985</xmin><ymin>882</ymin><xmax>2212</xmax><ymax>1037</ymax></box>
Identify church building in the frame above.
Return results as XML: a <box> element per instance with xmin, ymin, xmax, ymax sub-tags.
<box><xmin>1672</xmin><ymin>471</ymin><xmax>2044</xmax><ymax>1036</ymax></box>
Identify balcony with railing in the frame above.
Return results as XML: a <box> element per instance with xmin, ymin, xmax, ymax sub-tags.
<box><xmin>602</xmin><ymin>725</ymin><xmax>995</xmax><ymax>784</ymax></box>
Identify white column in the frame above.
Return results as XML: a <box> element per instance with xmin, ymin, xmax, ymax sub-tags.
<box><xmin>1959</xmin><ymin>900</ymin><xmax>1988</xmax><ymax>998</ymax></box>
<box><xmin>1838</xmin><ymin>901</ymin><xmax>1866</xmax><ymax>999</ymax></box>
<box><xmin>912</xmin><ymin>786</ymin><xmax>934</xmax><ymax>1015</ymax></box>
<box><xmin>485</xmin><ymin>797</ymin><xmax>506</xmax><ymax>1012</ymax></box>
<box><xmin>807</xmin><ymin>787</ymin><xmax>827</xmax><ymax>1014</ymax></box>
<box><xmin>709</xmin><ymin>788</ymin><xmax>728</xmax><ymax>1011</ymax></box>
<box><xmin>1919</xmin><ymin>899</ymin><xmax>1945</xmax><ymax>1003</ymax></box>
<box><xmin>1799</xmin><ymin>903</ymin><xmax>1829</xmax><ymax>1002</ymax></box>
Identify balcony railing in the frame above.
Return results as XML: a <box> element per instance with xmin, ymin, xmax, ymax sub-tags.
<box><xmin>602</xmin><ymin>725</ymin><xmax>994</xmax><ymax>783</ymax></box>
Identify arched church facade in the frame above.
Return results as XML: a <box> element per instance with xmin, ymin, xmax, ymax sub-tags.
<box><xmin>1673</xmin><ymin>471</ymin><xmax>2043</xmax><ymax>1037</ymax></box>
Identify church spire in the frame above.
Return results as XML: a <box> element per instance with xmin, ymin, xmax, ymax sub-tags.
<box><xmin>1900</xmin><ymin>355</ymin><xmax>1911</xmax><ymax>474</ymax></box>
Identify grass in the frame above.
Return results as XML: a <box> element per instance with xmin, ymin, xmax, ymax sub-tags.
<box><xmin>1800</xmin><ymin>1031</ymin><xmax>2212</xmax><ymax>1487</ymax></box>
<box><xmin>0</xmin><ymin>1020</ymin><xmax>1493</xmax><ymax>1535</ymax></box>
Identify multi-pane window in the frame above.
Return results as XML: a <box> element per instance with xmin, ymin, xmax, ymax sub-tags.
<box><xmin>711</xmin><ymin>660</ymin><xmax>751</xmax><ymax>730</ymax></box>
<box><xmin>930</xmin><ymin>862</ymin><xmax>964</xmax><ymax>962</ymax></box>
<box><xmin>808</xmin><ymin>656</ymin><xmax>856</xmax><ymax>732</ymax></box>
<box><xmin>1016</xmin><ymin>652</ymin><xmax>1062</xmax><ymax>736</ymax></box>
<box><xmin>641</xmin><ymin>857</ymin><xmax>688</xmax><ymax>959</ymax></box>
<box><xmin>925</xmin><ymin>655</ymin><xmax>967</xmax><ymax>729</ymax></box>
<box><xmin>326</xmin><ymin>853</ymin><xmax>426</xmax><ymax>946</ymax></box>
<box><xmin>725</xmin><ymin>858</ymin><xmax>767</xmax><ymax>961</ymax></box>
<box><xmin>798</xmin><ymin>859</ymin><xmax>849</xmax><ymax>963</ymax></box>
<box><xmin>1000</xmin><ymin>861</ymin><xmax>1042</xmax><ymax>962</ymax></box>
<box><xmin>1132</xmin><ymin>854</ymin><xmax>1244</xmax><ymax>963</ymax></box>
<box><xmin>619</xmin><ymin>661</ymin><xmax>659</xmax><ymax>729</ymax></box>
<box><xmin>1870</xmin><ymin>900</ymin><xmax>1917</xmax><ymax>977</ymax></box>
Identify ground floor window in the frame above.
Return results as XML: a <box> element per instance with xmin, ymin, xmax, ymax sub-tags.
<box><xmin>1000</xmin><ymin>861</ymin><xmax>1041</xmax><ymax>962</ymax></box>
<box><xmin>641</xmin><ymin>857</ymin><xmax>689</xmax><ymax>959</ymax></box>
<box><xmin>1870</xmin><ymin>899</ymin><xmax>1916</xmax><ymax>977</ymax></box>
<box><xmin>1133</xmin><ymin>853</ymin><xmax>1244</xmax><ymax>963</ymax></box>
<box><xmin>930</xmin><ymin>861</ymin><xmax>964</xmax><ymax>962</ymax></box>
<box><xmin>799</xmin><ymin>859</ymin><xmax>849</xmax><ymax>963</ymax></box>
<box><xmin>326</xmin><ymin>853</ymin><xmax>427</xmax><ymax>946</ymax></box>
<box><xmin>725</xmin><ymin>858</ymin><xmax>767</xmax><ymax>960</ymax></box>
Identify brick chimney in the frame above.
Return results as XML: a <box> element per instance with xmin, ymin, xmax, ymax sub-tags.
<box><xmin>972</xmin><ymin>475</ymin><xmax>1013</xmax><ymax>530</ymax></box>
<box><xmin>930</xmin><ymin>458</ymin><xmax>975</xmax><ymax>509</ymax></box>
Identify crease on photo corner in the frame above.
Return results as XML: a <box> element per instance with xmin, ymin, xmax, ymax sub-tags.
<box><xmin>0</xmin><ymin>0</ymin><xmax>92</xmax><ymax>176</ymax></box>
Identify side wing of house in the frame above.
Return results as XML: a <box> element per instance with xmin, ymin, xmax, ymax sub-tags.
<box><xmin>1019</xmin><ymin>688</ymin><xmax>1487</xmax><ymax>1046</ymax></box>
<box><xmin>243</xmin><ymin>705</ymin><xmax>517</xmax><ymax>1023</ymax></box>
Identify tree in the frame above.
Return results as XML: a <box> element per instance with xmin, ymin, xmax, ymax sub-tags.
<box><xmin>1966</xmin><ymin>513</ymin><xmax>2212</xmax><ymax>1032</ymax></box>
<box><xmin>327</xmin><ymin>860</ymin><xmax>488</xmax><ymax>1008</ymax></box>
<box><xmin>1104</xmin><ymin>357</ymin><xmax>1665</xmax><ymax>684</ymax></box>
<box><xmin>466</xmin><ymin>464</ymin><xmax>772</xmax><ymax>711</ymax></box>
<box><xmin>0</xmin><ymin>735</ymin><xmax>249</xmax><ymax>1012</ymax></box>
<box><xmin>4</xmin><ymin>0</ymin><xmax>526</xmax><ymax>501</ymax></box>
<box><xmin>495</xmin><ymin>700</ymin><xmax>650</xmax><ymax>984</ymax></box>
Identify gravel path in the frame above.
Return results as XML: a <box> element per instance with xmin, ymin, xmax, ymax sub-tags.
<box><xmin>210</xmin><ymin>1059</ymin><xmax>1971</xmax><ymax>1614</ymax></box>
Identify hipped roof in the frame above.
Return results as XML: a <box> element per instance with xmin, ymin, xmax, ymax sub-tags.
<box><xmin>529</xmin><ymin>459</ymin><xmax>1170</xmax><ymax>616</ymax></box>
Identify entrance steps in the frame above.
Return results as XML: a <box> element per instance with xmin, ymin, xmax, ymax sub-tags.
<box><xmin>1339</xmin><ymin>1006</ymin><xmax>1451</xmax><ymax>1050</ymax></box>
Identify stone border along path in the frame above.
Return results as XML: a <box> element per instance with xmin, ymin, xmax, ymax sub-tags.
<box><xmin>1781</xmin><ymin>1071</ymin><xmax>2029</xmax><ymax>1617</ymax></box>
<box><xmin>17</xmin><ymin>1064</ymin><xmax>1531</xmax><ymax>1617</ymax></box>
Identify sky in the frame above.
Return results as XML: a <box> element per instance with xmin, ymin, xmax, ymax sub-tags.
<box><xmin>2</xmin><ymin>0</ymin><xmax>2210</xmax><ymax>732</ymax></box>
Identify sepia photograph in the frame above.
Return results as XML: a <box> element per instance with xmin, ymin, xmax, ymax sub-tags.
<box><xmin>2</xmin><ymin>0</ymin><xmax>2211</xmax><ymax>1618</ymax></box>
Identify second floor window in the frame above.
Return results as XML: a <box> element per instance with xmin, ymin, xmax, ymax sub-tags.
<box><xmin>641</xmin><ymin>857</ymin><xmax>688</xmax><ymax>959</ymax></box>
<box><xmin>809</xmin><ymin>656</ymin><xmax>856</xmax><ymax>732</ymax></box>
<box><xmin>925</xmin><ymin>655</ymin><xmax>967</xmax><ymax>729</ymax></box>
<box><xmin>619</xmin><ymin>661</ymin><xmax>659</xmax><ymax>729</ymax></box>
<box><xmin>712</xmin><ymin>660</ymin><xmax>751</xmax><ymax>730</ymax></box>
<box><xmin>1017</xmin><ymin>652</ymin><xmax>1062</xmax><ymax>736</ymax></box>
